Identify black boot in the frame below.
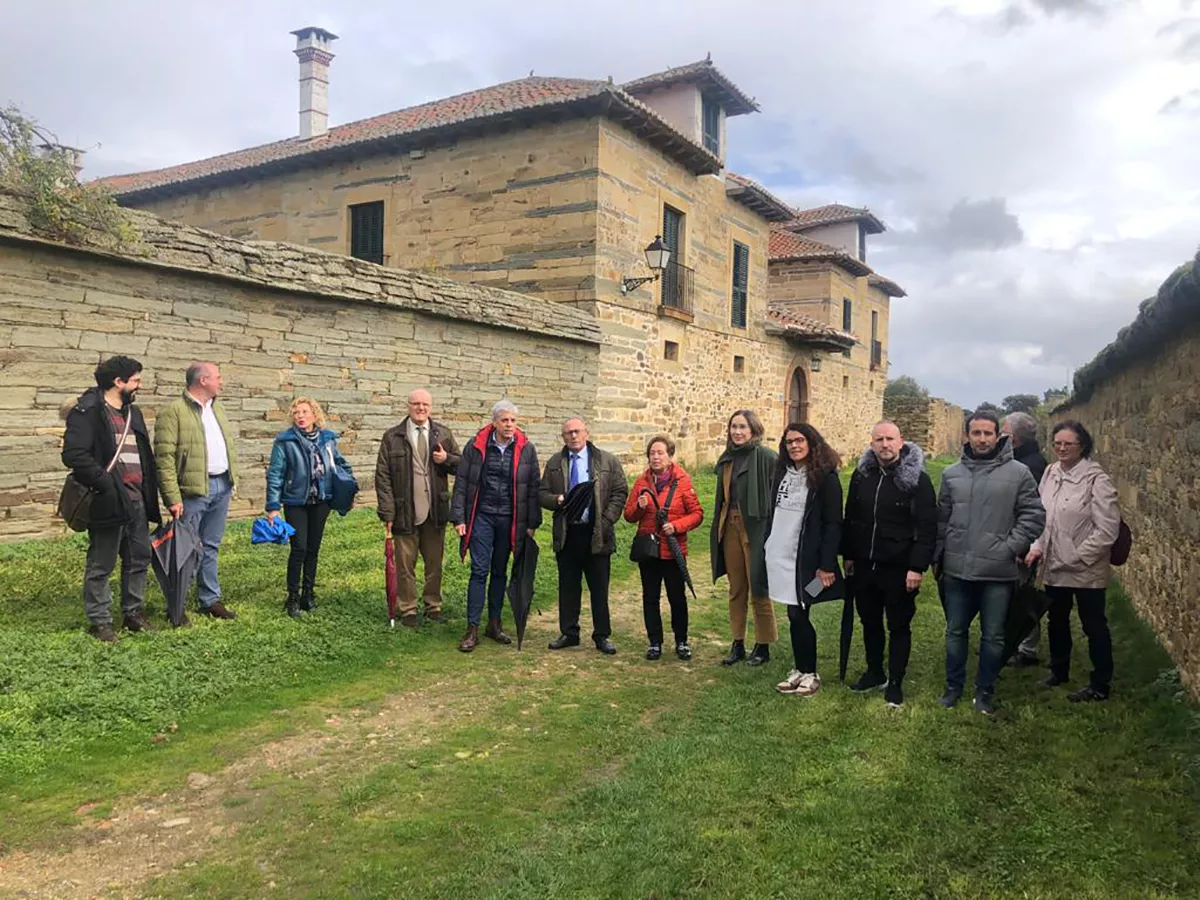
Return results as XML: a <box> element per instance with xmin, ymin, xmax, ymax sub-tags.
<box><xmin>747</xmin><ymin>643</ymin><xmax>771</xmax><ymax>667</ymax></box>
<box><xmin>300</xmin><ymin>578</ymin><xmax>317</xmax><ymax>612</ymax></box>
<box><xmin>284</xmin><ymin>592</ymin><xmax>304</xmax><ymax>619</ymax></box>
<box><xmin>721</xmin><ymin>640</ymin><xmax>746</xmax><ymax>666</ymax></box>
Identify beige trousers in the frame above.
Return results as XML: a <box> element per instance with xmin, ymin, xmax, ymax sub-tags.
<box><xmin>722</xmin><ymin>510</ymin><xmax>778</xmax><ymax>643</ymax></box>
<box><xmin>396</xmin><ymin>519</ymin><xmax>446</xmax><ymax>616</ymax></box>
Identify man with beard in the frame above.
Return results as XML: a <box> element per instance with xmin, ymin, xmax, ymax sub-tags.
<box><xmin>62</xmin><ymin>356</ymin><xmax>163</xmax><ymax>642</ymax></box>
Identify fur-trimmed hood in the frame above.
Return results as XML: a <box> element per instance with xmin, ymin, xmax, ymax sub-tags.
<box><xmin>857</xmin><ymin>441</ymin><xmax>926</xmax><ymax>493</ymax></box>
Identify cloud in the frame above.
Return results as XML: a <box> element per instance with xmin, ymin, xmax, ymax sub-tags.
<box><xmin>1160</xmin><ymin>90</ymin><xmax>1200</xmax><ymax>114</ymax></box>
<box><xmin>885</xmin><ymin>199</ymin><xmax>1025</xmax><ymax>255</ymax></box>
<box><xmin>1</xmin><ymin>0</ymin><xmax>1196</xmax><ymax>409</ymax></box>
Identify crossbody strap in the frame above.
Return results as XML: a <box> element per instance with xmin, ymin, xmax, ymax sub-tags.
<box><xmin>104</xmin><ymin>406</ymin><xmax>134</xmax><ymax>475</ymax></box>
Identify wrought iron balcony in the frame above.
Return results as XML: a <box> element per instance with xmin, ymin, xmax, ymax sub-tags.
<box><xmin>660</xmin><ymin>258</ymin><xmax>695</xmax><ymax>318</ymax></box>
<box><xmin>870</xmin><ymin>340</ymin><xmax>885</xmax><ymax>370</ymax></box>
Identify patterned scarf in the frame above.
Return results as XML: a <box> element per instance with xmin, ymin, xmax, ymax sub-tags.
<box><xmin>295</xmin><ymin>426</ymin><xmax>325</xmax><ymax>504</ymax></box>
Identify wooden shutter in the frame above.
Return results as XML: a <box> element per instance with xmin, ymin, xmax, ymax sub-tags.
<box><xmin>731</xmin><ymin>241</ymin><xmax>749</xmax><ymax>328</ymax></box>
<box><xmin>350</xmin><ymin>201</ymin><xmax>385</xmax><ymax>264</ymax></box>
<box><xmin>661</xmin><ymin>207</ymin><xmax>683</xmax><ymax>307</ymax></box>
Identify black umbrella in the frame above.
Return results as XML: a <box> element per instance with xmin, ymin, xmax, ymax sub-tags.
<box><xmin>652</xmin><ymin>496</ymin><xmax>697</xmax><ymax>600</ymax></box>
<box><xmin>1003</xmin><ymin>573</ymin><xmax>1049</xmax><ymax>664</ymax></box>
<box><xmin>558</xmin><ymin>482</ymin><xmax>594</xmax><ymax>524</ymax></box>
<box><xmin>838</xmin><ymin>583</ymin><xmax>857</xmax><ymax>683</ymax></box>
<box><xmin>149</xmin><ymin>517</ymin><xmax>201</xmax><ymax>627</ymax></box>
<box><xmin>506</xmin><ymin>533</ymin><xmax>540</xmax><ymax>650</ymax></box>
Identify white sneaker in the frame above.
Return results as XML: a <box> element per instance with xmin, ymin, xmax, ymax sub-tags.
<box><xmin>775</xmin><ymin>669</ymin><xmax>804</xmax><ymax>693</ymax></box>
<box><xmin>793</xmin><ymin>673</ymin><xmax>822</xmax><ymax>697</ymax></box>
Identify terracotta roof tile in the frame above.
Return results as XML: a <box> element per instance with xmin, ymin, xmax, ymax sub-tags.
<box><xmin>624</xmin><ymin>59</ymin><xmax>758</xmax><ymax>116</ymax></box>
<box><xmin>768</xmin><ymin>229</ymin><xmax>872</xmax><ymax>276</ymax></box>
<box><xmin>724</xmin><ymin>172</ymin><xmax>794</xmax><ymax>222</ymax></box>
<box><xmin>788</xmin><ymin>203</ymin><xmax>886</xmax><ymax>234</ymax></box>
<box><xmin>766</xmin><ymin>305</ymin><xmax>857</xmax><ymax>348</ymax></box>
<box><xmin>95</xmin><ymin>76</ymin><xmax>722</xmax><ymax>198</ymax></box>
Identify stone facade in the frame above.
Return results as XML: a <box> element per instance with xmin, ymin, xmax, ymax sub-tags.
<box><xmin>768</xmin><ymin>260</ymin><xmax>891</xmax><ymax>458</ymax></box>
<box><xmin>0</xmin><ymin>192</ymin><xmax>600</xmax><ymax>540</ymax></box>
<box><xmin>882</xmin><ymin>394</ymin><xmax>965</xmax><ymax>459</ymax></box>
<box><xmin>121</xmin><ymin>117</ymin><xmax>807</xmax><ymax>466</ymax></box>
<box><xmin>1056</xmin><ymin>250</ymin><xmax>1200</xmax><ymax>697</ymax></box>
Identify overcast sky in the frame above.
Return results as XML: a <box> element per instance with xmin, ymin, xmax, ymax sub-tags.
<box><xmin>5</xmin><ymin>0</ymin><xmax>1198</xmax><ymax>407</ymax></box>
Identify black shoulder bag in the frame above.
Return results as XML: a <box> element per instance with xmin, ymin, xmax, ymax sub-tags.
<box><xmin>57</xmin><ymin>407</ymin><xmax>132</xmax><ymax>532</ymax></box>
<box><xmin>629</xmin><ymin>479</ymin><xmax>678</xmax><ymax>563</ymax></box>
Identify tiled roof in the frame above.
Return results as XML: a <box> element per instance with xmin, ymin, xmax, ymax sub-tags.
<box><xmin>766</xmin><ymin>305</ymin><xmax>857</xmax><ymax>349</ymax></box>
<box><xmin>624</xmin><ymin>58</ymin><xmax>759</xmax><ymax>116</ymax></box>
<box><xmin>768</xmin><ymin>229</ymin><xmax>873</xmax><ymax>277</ymax></box>
<box><xmin>95</xmin><ymin>76</ymin><xmax>722</xmax><ymax>199</ymax></box>
<box><xmin>868</xmin><ymin>273</ymin><xmax>907</xmax><ymax>298</ymax></box>
<box><xmin>725</xmin><ymin>172</ymin><xmax>794</xmax><ymax>222</ymax></box>
<box><xmin>788</xmin><ymin>203</ymin><xmax>886</xmax><ymax>234</ymax></box>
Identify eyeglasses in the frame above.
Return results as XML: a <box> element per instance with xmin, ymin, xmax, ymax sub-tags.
<box><xmin>1053</xmin><ymin>441</ymin><xmax>1080</xmax><ymax>448</ymax></box>
<box><xmin>785</xmin><ymin>438</ymin><xmax>807</xmax><ymax>447</ymax></box>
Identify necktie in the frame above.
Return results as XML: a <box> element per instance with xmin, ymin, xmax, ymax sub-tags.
<box><xmin>570</xmin><ymin>454</ymin><xmax>581</xmax><ymax>490</ymax></box>
<box><xmin>417</xmin><ymin>425</ymin><xmax>429</xmax><ymax>462</ymax></box>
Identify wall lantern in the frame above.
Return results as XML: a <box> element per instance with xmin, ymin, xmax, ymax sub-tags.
<box><xmin>620</xmin><ymin>235</ymin><xmax>671</xmax><ymax>294</ymax></box>
<box><xmin>810</xmin><ymin>355</ymin><xmax>823</xmax><ymax>373</ymax></box>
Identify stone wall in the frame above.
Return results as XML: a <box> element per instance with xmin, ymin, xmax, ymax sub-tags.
<box><xmin>1056</xmin><ymin>249</ymin><xmax>1200</xmax><ymax>697</ymax></box>
<box><xmin>883</xmin><ymin>394</ymin><xmax>964</xmax><ymax>458</ymax></box>
<box><xmin>0</xmin><ymin>192</ymin><xmax>601</xmax><ymax>540</ymax></box>
<box><xmin>767</xmin><ymin>260</ymin><xmax>891</xmax><ymax>459</ymax></box>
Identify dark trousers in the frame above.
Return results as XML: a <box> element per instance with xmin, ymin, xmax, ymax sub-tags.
<box><xmin>943</xmin><ymin>576</ymin><xmax>1011</xmax><ymax>696</ymax></box>
<box><xmin>284</xmin><ymin>502</ymin><xmax>330</xmax><ymax>597</ymax></box>
<box><xmin>855</xmin><ymin>566</ymin><xmax>917</xmax><ymax>684</ymax></box>
<box><xmin>786</xmin><ymin>603</ymin><xmax>817</xmax><ymax>673</ymax></box>
<box><xmin>83</xmin><ymin>494</ymin><xmax>151</xmax><ymax>625</ymax></box>
<box><xmin>557</xmin><ymin>524</ymin><xmax>612</xmax><ymax>641</ymax></box>
<box><xmin>639</xmin><ymin>557</ymin><xmax>688</xmax><ymax>646</ymax></box>
<box><xmin>467</xmin><ymin>512</ymin><xmax>512</xmax><ymax>627</ymax></box>
<box><xmin>1045</xmin><ymin>585</ymin><xmax>1113</xmax><ymax>692</ymax></box>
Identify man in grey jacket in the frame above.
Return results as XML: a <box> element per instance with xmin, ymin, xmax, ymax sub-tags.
<box><xmin>935</xmin><ymin>409</ymin><xmax>1045</xmax><ymax>714</ymax></box>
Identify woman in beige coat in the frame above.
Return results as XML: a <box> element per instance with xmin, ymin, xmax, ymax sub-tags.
<box><xmin>1026</xmin><ymin>420</ymin><xmax>1120</xmax><ymax>702</ymax></box>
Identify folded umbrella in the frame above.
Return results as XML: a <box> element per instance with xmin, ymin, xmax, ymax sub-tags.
<box><xmin>506</xmin><ymin>533</ymin><xmax>540</xmax><ymax>650</ymax></box>
<box><xmin>838</xmin><ymin>579</ymin><xmax>856</xmax><ymax>683</ymax></box>
<box><xmin>384</xmin><ymin>536</ymin><xmax>399</xmax><ymax>627</ymax></box>
<box><xmin>150</xmin><ymin>517</ymin><xmax>201</xmax><ymax>627</ymax></box>
<box><xmin>654</xmin><ymin>500</ymin><xmax>697</xmax><ymax>600</ymax></box>
<box><xmin>558</xmin><ymin>482</ymin><xmax>593</xmax><ymax>524</ymax></box>
<box><xmin>1003</xmin><ymin>572</ymin><xmax>1049</xmax><ymax>663</ymax></box>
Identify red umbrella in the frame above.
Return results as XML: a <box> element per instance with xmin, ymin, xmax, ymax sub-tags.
<box><xmin>385</xmin><ymin>536</ymin><xmax>399</xmax><ymax>627</ymax></box>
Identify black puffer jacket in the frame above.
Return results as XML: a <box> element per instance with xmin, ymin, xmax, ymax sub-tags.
<box><xmin>61</xmin><ymin>387</ymin><xmax>162</xmax><ymax>528</ymax></box>
<box><xmin>841</xmin><ymin>442</ymin><xmax>937</xmax><ymax>572</ymax></box>
<box><xmin>450</xmin><ymin>425</ymin><xmax>542</xmax><ymax>556</ymax></box>
<box><xmin>1013</xmin><ymin>440</ymin><xmax>1048</xmax><ymax>488</ymax></box>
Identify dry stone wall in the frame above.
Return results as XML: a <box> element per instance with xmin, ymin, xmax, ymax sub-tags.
<box><xmin>1056</xmin><ymin>250</ymin><xmax>1200</xmax><ymax>697</ymax></box>
<box><xmin>882</xmin><ymin>394</ymin><xmax>964</xmax><ymax>459</ymax></box>
<box><xmin>0</xmin><ymin>193</ymin><xmax>600</xmax><ymax>540</ymax></box>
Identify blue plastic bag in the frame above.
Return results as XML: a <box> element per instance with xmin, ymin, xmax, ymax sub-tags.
<box><xmin>251</xmin><ymin>515</ymin><xmax>296</xmax><ymax>545</ymax></box>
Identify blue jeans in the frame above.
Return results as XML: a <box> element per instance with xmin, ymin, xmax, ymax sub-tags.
<box><xmin>943</xmin><ymin>576</ymin><xmax>1012</xmax><ymax>696</ymax></box>
<box><xmin>182</xmin><ymin>474</ymin><xmax>233</xmax><ymax>609</ymax></box>
<box><xmin>467</xmin><ymin>512</ymin><xmax>512</xmax><ymax>627</ymax></box>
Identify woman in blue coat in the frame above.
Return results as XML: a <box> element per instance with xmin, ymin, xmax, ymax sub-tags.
<box><xmin>266</xmin><ymin>397</ymin><xmax>352</xmax><ymax>618</ymax></box>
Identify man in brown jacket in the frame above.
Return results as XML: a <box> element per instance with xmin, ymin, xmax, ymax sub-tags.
<box><xmin>375</xmin><ymin>389</ymin><xmax>461</xmax><ymax>627</ymax></box>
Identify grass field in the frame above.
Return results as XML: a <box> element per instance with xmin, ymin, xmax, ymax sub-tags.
<box><xmin>1</xmin><ymin>463</ymin><xmax>1197</xmax><ymax>899</ymax></box>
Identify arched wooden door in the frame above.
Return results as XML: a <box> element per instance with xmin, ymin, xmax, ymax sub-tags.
<box><xmin>787</xmin><ymin>366</ymin><xmax>809</xmax><ymax>426</ymax></box>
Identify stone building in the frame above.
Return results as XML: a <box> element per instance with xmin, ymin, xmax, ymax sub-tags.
<box><xmin>95</xmin><ymin>29</ymin><xmax>907</xmax><ymax>463</ymax></box>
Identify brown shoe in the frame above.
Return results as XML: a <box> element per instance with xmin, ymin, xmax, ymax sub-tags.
<box><xmin>425</xmin><ymin>610</ymin><xmax>446</xmax><ymax>624</ymax></box>
<box><xmin>400</xmin><ymin>614</ymin><xmax>419</xmax><ymax>629</ymax></box>
<box><xmin>88</xmin><ymin>623</ymin><xmax>117</xmax><ymax>643</ymax></box>
<box><xmin>123</xmin><ymin>610</ymin><xmax>156</xmax><ymax>633</ymax></box>
<box><xmin>200</xmin><ymin>602</ymin><xmax>237</xmax><ymax>620</ymax></box>
<box><xmin>484</xmin><ymin>618</ymin><xmax>512</xmax><ymax>645</ymax></box>
<box><xmin>458</xmin><ymin>625</ymin><xmax>480</xmax><ymax>653</ymax></box>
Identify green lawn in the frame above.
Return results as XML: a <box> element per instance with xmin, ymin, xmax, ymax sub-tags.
<box><xmin>0</xmin><ymin>465</ymin><xmax>1197</xmax><ymax>899</ymax></box>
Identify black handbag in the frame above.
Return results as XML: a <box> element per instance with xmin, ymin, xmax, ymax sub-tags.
<box><xmin>57</xmin><ymin>406</ymin><xmax>132</xmax><ymax>532</ymax></box>
<box><xmin>629</xmin><ymin>480</ymin><xmax>677</xmax><ymax>563</ymax></box>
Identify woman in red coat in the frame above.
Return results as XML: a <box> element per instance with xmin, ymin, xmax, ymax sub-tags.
<box><xmin>623</xmin><ymin>434</ymin><xmax>705</xmax><ymax>660</ymax></box>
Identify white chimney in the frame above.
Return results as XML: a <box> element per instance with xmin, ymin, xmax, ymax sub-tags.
<box><xmin>291</xmin><ymin>27</ymin><xmax>338</xmax><ymax>140</ymax></box>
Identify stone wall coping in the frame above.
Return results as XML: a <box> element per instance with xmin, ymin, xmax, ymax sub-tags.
<box><xmin>1060</xmin><ymin>248</ymin><xmax>1199</xmax><ymax>410</ymax></box>
<box><xmin>0</xmin><ymin>190</ymin><xmax>602</xmax><ymax>347</ymax></box>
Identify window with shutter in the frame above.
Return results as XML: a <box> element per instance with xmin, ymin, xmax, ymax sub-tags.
<box><xmin>842</xmin><ymin>298</ymin><xmax>853</xmax><ymax>358</ymax></box>
<box><xmin>731</xmin><ymin>241</ymin><xmax>749</xmax><ymax>328</ymax></box>
<box><xmin>349</xmin><ymin>201</ymin><xmax>385</xmax><ymax>265</ymax></box>
<box><xmin>702</xmin><ymin>97</ymin><xmax>721</xmax><ymax>156</ymax></box>
<box><xmin>661</xmin><ymin>206</ymin><xmax>684</xmax><ymax>307</ymax></box>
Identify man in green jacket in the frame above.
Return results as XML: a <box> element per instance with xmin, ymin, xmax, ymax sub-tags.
<box><xmin>154</xmin><ymin>361</ymin><xmax>240</xmax><ymax>621</ymax></box>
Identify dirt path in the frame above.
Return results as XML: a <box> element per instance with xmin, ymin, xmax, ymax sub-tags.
<box><xmin>0</xmin><ymin>586</ymin><xmax>722</xmax><ymax>898</ymax></box>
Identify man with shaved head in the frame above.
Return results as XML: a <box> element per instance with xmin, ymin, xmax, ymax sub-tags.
<box><xmin>539</xmin><ymin>417</ymin><xmax>629</xmax><ymax>654</ymax></box>
<box><xmin>154</xmin><ymin>361</ymin><xmax>240</xmax><ymax>621</ymax></box>
<box><xmin>375</xmin><ymin>388</ymin><xmax>461</xmax><ymax>627</ymax></box>
<box><xmin>841</xmin><ymin>420</ymin><xmax>938</xmax><ymax>707</ymax></box>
